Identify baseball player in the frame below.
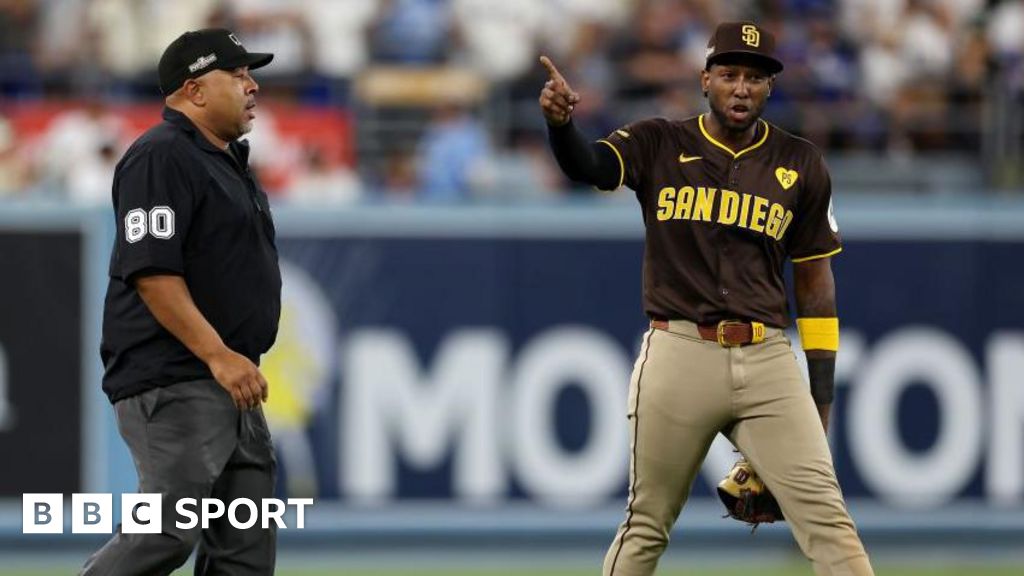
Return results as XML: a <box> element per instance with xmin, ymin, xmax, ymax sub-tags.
<box><xmin>82</xmin><ymin>29</ymin><xmax>279</xmax><ymax>575</ymax></box>
<box><xmin>539</xmin><ymin>22</ymin><xmax>874</xmax><ymax>576</ymax></box>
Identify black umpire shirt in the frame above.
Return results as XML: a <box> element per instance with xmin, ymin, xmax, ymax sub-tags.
<box><xmin>100</xmin><ymin>107</ymin><xmax>281</xmax><ymax>403</ymax></box>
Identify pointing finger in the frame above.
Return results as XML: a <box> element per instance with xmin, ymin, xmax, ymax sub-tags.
<box><xmin>539</xmin><ymin>55</ymin><xmax>565</xmax><ymax>85</ymax></box>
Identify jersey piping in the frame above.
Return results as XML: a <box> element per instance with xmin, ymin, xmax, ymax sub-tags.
<box><xmin>597</xmin><ymin>139</ymin><xmax>626</xmax><ymax>191</ymax></box>
<box><xmin>791</xmin><ymin>247</ymin><xmax>843</xmax><ymax>263</ymax></box>
<box><xmin>698</xmin><ymin>114</ymin><xmax>770</xmax><ymax>158</ymax></box>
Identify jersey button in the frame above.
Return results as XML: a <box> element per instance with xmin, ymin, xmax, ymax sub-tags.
<box><xmin>721</xmin><ymin>288</ymin><xmax>730</xmax><ymax>296</ymax></box>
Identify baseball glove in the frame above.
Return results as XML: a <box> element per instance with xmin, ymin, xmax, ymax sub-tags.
<box><xmin>717</xmin><ymin>459</ymin><xmax>785</xmax><ymax>530</ymax></box>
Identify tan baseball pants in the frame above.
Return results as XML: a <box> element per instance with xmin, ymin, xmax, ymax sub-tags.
<box><xmin>603</xmin><ymin>320</ymin><xmax>873</xmax><ymax>576</ymax></box>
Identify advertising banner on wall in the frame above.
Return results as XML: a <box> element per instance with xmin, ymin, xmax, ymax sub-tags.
<box><xmin>262</xmin><ymin>231</ymin><xmax>1024</xmax><ymax>511</ymax></box>
<box><xmin>0</xmin><ymin>231</ymin><xmax>83</xmax><ymax>496</ymax></box>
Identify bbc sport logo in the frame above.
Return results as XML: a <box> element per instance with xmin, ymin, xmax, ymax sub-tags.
<box><xmin>23</xmin><ymin>494</ymin><xmax>314</xmax><ymax>534</ymax></box>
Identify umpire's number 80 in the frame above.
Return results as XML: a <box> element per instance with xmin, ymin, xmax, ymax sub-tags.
<box><xmin>125</xmin><ymin>206</ymin><xmax>176</xmax><ymax>243</ymax></box>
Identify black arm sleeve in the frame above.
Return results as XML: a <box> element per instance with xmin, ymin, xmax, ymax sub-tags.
<box><xmin>807</xmin><ymin>357</ymin><xmax>836</xmax><ymax>405</ymax></box>
<box><xmin>547</xmin><ymin>120</ymin><xmax>622</xmax><ymax>191</ymax></box>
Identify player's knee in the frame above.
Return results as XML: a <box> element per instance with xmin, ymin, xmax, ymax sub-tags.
<box><xmin>626</xmin><ymin>521</ymin><xmax>671</xmax><ymax>555</ymax></box>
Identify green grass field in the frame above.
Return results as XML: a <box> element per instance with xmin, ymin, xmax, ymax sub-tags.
<box><xmin>3</xmin><ymin>568</ymin><xmax>1021</xmax><ymax>576</ymax></box>
<box><xmin>172</xmin><ymin>565</ymin><xmax>1011</xmax><ymax>569</ymax></box>
<box><xmin>247</xmin><ymin>570</ymin><xmax>1015</xmax><ymax>576</ymax></box>
<box><xmin>241</xmin><ymin>565</ymin><xmax>1015</xmax><ymax>569</ymax></box>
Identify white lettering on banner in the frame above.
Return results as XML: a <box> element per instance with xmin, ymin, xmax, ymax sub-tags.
<box><xmin>849</xmin><ymin>327</ymin><xmax>983</xmax><ymax>508</ymax></box>
<box><xmin>510</xmin><ymin>327</ymin><xmax>629</xmax><ymax>506</ymax></box>
<box><xmin>341</xmin><ymin>329</ymin><xmax>507</xmax><ymax>502</ymax></box>
<box><xmin>987</xmin><ymin>333</ymin><xmax>1024</xmax><ymax>504</ymax></box>
<box><xmin>0</xmin><ymin>342</ymin><xmax>13</xmax><ymax>431</ymax></box>
<box><xmin>338</xmin><ymin>323</ymin><xmax>1022</xmax><ymax>505</ymax></box>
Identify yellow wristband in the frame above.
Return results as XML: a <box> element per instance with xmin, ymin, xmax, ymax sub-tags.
<box><xmin>797</xmin><ymin>317</ymin><xmax>839</xmax><ymax>351</ymax></box>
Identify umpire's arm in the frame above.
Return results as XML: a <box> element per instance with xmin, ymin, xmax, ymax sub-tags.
<box><xmin>135</xmin><ymin>274</ymin><xmax>268</xmax><ymax>410</ymax></box>
<box><xmin>793</xmin><ymin>258</ymin><xmax>837</xmax><ymax>434</ymax></box>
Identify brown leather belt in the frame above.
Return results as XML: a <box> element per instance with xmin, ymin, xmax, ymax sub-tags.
<box><xmin>651</xmin><ymin>318</ymin><xmax>767</xmax><ymax>347</ymax></box>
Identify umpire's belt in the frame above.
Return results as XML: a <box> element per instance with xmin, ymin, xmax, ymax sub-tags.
<box><xmin>651</xmin><ymin>318</ymin><xmax>767</xmax><ymax>347</ymax></box>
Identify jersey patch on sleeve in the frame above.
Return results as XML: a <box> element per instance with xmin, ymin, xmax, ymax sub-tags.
<box><xmin>827</xmin><ymin>197</ymin><xmax>839</xmax><ymax>233</ymax></box>
<box><xmin>124</xmin><ymin>206</ymin><xmax>176</xmax><ymax>243</ymax></box>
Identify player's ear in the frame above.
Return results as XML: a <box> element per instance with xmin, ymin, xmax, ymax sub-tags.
<box><xmin>700</xmin><ymin>68</ymin><xmax>710</xmax><ymax>98</ymax></box>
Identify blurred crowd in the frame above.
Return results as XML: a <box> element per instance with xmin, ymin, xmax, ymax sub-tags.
<box><xmin>0</xmin><ymin>0</ymin><xmax>1022</xmax><ymax>204</ymax></box>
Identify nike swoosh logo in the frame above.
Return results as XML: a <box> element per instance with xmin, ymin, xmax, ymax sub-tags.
<box><xmin>678</xmin><ymin>153</ymin><xmax>703</xmax><ymax>164</ymax></box>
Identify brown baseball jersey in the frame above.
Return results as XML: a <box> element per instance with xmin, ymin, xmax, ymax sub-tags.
<box><xmin>599</xmin><ymin>114</ymin><xmax>841</xmax><ymax>328</ymax></box>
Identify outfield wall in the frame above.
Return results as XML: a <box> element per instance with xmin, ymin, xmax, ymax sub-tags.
<box><xmin>0</xmin><ymin>197</ymin><xmax>1022</xmax><ymax>544</ymax></box>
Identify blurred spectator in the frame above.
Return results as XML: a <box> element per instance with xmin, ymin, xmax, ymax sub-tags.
<box><xmin>839</xmin><ymin>0</ymin><xmax>906</xmax><ymax>45</ymax></box>
<box><xmin>66</xmin><ymin>139</ymin><xmax>119</xmax><ymax>204</ymax></box>
<box><xmin>240</xmin><ymin>105</ymin><xmax>303</xmax><ymax>195</ymax></box>
<box><xmin>33</xmin><ymin>100</ymin><xmax>128</xmax><ymax>202</ymax></box>
<box><xmin>948</xmin><ymin>23</ymin><xmax>991</xmax><ymax>150</ymax></box>
<box><xmin>228</xmin><ymin>0</ymin><xmax>310</xmax><ymax>82</ymax></box>
<box><xmin>0</xmin><ymin>0</ymin><xmax>41</xmax><ymax>97</ymax></box>
<box><xmin>538</xmin><ymin>0</ymin><xmax>630</xmax><ymax>58</ymax></box>
<box><xmin>492</xmin><ymin>131</ymin><xmax>570</xmax><ymax>199</ymax></box>
<box><xmin>416</xmin><ymin>103</ymin><xmax>494</xmax><ymax>201</ymax></box>
<box><xmin>902</xmin><ymin>0</ymin><xmax>955</xmax><ymax>81</ymax></box>
<box><xmin>0</xmin><ymin>115</ymin><xmax>29</xmax><ymax>197</ymax></box>
<box><xmin>34</xmin><ymin>0</ymin><xmax>87</xmax><ymax>89</ymax></box>
<box><xmin>858</xmin><ymin>25</ymin><xmax>908</xmax><ymax>109</ymax></box>
<box><xmin>607</xmin><ymin>0</ymin><xmax>691</xmax><ymax>100</ymax></box>
<box><xmin>288</xmin><ymin>146</ymin><xmax>363</xmax><ymax>204</ymax></box>
<box><xmin>371</xmin><ymin>0</ymin><xmax>452</xmax><ymax>64</ymax></box>
<box><xmin>451</xmin><ymin>0</ymin><xmax>544</xmax><ymax>82</ymax></box>
<box><xmin>805</xmin><ymin>14</ymin><xmax>858</xmax><ymax>102</ymax></box>
<box><xmin>781</xmin><ymin>11</ymin><xmax>860</xmax><ymax>148</ymax></box>
<box><xmin>380</xmin><ymin>150</ymin><xmax>418</xmax><ymax>201</ymax></box>
<box><xmin>86</xmin><ymin>0</ymin><xmax>157</xmax><ymax>79</ymax></box>
<box><xmin>674</xmin><ymin>0</ymin><xmax>718</xmax><ymax>76</ymax></box>
<box><xmin>0</xmin><ymin>0</ymin><xmax>1021</xmax><ymax>199</ymax></box>
<box><xmin>300</xmin><ymin>0</ymin><xmax>378</xmax><ymax>103</ymax></box>
<box><xmin>555</xmin><ymin>21</ymin><xmax>619</xmax><ymax>138</ymax></box>
<box><xmin>987</xmin><ymin>0</ymin><xmax>1024</xmax><ymax>89</ymax></box>
<box><xmin>940</xmin><ymin>0</ymin><xmax>986</xmax><ymax>29</ymax></box>
<box><xmin>147</xmin><ymin>1</ymin><xmax>224</xmax><ymax>63</ymax></box>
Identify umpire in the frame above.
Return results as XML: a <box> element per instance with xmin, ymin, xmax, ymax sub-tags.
<box><xmin>82</xmin><ymin>29</ymin><xmax>280</xmax><ymax>576</ymax></box>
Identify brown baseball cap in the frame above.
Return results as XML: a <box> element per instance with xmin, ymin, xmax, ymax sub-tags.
<box><xmin>705</xmin><ymin>22</ymin><xmax>783</xmax><ymax>74</ymax></box>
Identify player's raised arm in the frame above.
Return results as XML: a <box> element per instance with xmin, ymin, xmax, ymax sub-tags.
<box><xmin>539</xmin><ymin>56</ymin><xmax>621</xmax><ymax>191</ymax></box>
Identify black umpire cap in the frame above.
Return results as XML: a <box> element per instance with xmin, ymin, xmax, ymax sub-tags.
<box><xmin>158</xmin><ymin>28</ymin><xmax>274</xmax><ymax>95</ymax></box>
<box><xmin>705</xmin><ymin>22</ymin><xmax>784</xmax><ymax>74</ymax></box>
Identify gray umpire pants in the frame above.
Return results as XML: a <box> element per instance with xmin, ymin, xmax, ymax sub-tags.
<box><xmin>81</xmin><ymin>379</ymin><xmax>277</xmax><ymax>576</ymax></box>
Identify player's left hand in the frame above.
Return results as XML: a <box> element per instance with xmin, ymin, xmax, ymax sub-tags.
<box><xmin>717</xmin><ymin>459</ymin><xmax>785</xmax><ymax>530</ymax></box>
